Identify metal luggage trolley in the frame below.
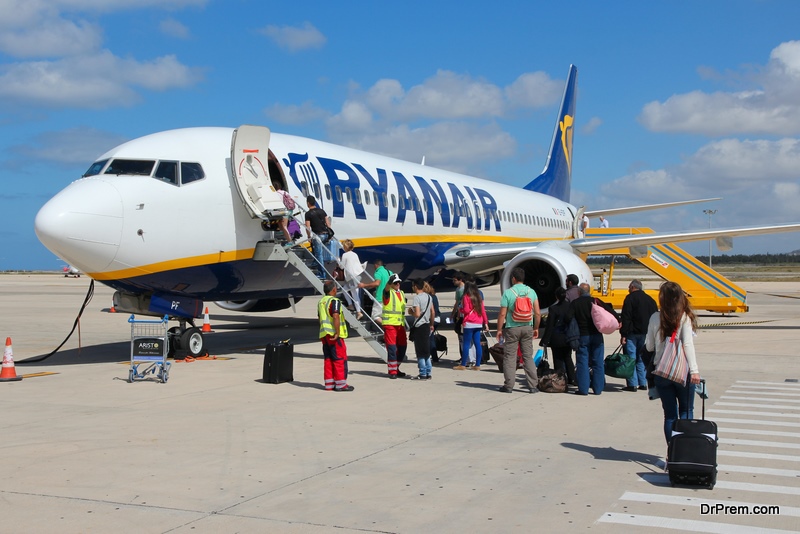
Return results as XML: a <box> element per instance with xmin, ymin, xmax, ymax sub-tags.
<box><xmin>128</xmin><ymin>314</ymin><xmax>171</xmax><ymax>383</ymax></box>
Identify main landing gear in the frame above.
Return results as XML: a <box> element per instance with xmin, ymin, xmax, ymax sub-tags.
<box><xmin>167</xmin><ymin>319</ymin><xmax>206</xmax><ymax>359</ymax></box>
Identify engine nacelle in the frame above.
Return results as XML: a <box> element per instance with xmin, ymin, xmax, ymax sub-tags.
<box><xmin>214</xmin><ymin>298</ymin><xmax>299</xmax><ymax>313</ymax></box>
<box><xmin>501</xmin><ymin>242</ymin><xmax>594</xmax><ymax>309</ymax></box>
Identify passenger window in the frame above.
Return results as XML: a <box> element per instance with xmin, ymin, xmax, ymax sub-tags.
<box><xmin>155</xmin><ymin>161</ymin><xmax>178</xmax><ymax>185</ymax></box>
<box><xmin>363</xmin><ymin>189</ymin><xmax>370</xmax><ymax>205</ymax></box>
<box><xmin>355</xmin><ymin>189</ymin><xmax>362</xmax><ymax>204</ymax></box>
<box><xmin>374</xmin><ymin>191</ymin><xmax>379</xmax><ymax>205</ymax></box>
<box><xmin>83</xmin><ymin>159</ymin><xmax>109</xmax><ymax>177</ymax></box>
<box><xmin>180</xmin><ymin>162</ymin><xmax>204</xmax><ymax>184</ymax></box>
<box><xmin>346</xmin><ymin>188</ymin><xmax>352</xmax><ymax>203</ymax></box>
<box><xmin>313</xmin><ymin>183</ymin><xmax>321</xmax><ymax>198</ymax></box>
<box><xmin>391</xmin><ymin>194</ymin><xmax>396</xmax><ymax>208</ymax></box>
<box><xmin>335</xmin><ymin>186</ymin><xmax>342</xmax><ymax>202</ymax></box>
<box><xmin>301</xmin><ymin>182</ymin><xmax>308</xmax><ymax>196</ymax></box>
<box><xmin>324</xmin><ymin>184</ymin><xmax>331</xmax><ymax>200</ymax></box>
<box><xmin>381</xmin><ymin>192</ymin><xmax>387</xmax><ymax>207</ymax></box>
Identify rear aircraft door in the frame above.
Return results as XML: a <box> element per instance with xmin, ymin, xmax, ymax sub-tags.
<box><xmin>230</xmin><ymin>125</ymin><xmax>283</xmax><ymax>219</ymax></box>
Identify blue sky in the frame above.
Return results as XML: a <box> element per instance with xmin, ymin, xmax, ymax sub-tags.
<box><xmin>3</xmin><ymin>0</ymin><xmax>800</xmax><ymax>270</ymax></box>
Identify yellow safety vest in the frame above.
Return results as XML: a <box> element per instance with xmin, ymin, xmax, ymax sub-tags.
<box><xmin>382</xmin><ymin>289</ymin><xmax>406</xmax><ymax>326</ymax></box>
<box><xmin>318</xmin><ymin>295</ymin><xmax>348</xmax><ymax>339</ymax></box>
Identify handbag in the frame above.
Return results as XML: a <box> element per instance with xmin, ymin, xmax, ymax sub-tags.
<box><xmin>591</xmin><ymin>299</ymin><xmax>619</xmax><ymax>334</ymax></box>
<box><xmin>604</xmin><ymin>344</ymin><xmax>635</xmax><ymax>379</ymax></box>
<box><xmin>653</xmin><ymin>327</ymin><xmax>688</xmax><ymax>385</ymax></box>
<box><xmin>537</xmin><ymin>348</ymin><xmax>567</xmax><ymax>393</ymax></box>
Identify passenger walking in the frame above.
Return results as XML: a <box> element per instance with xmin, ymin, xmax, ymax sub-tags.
<box><xmin>408</xmin><ymin>279</ymin><xmax>435</xmax><ymax>380</ymax></box>
<box><xmin>570</xmin><ymin>283</ymin><xmax>616</xmax><ymax>395</ymax></box>
<box><xmin>539</xmin><ymin>286</ymin><xmax>577</xmax><ymax>387</ymax></box>
<box><xmin>620</xmin><ymin>279</ymin><xmax>658</xmax><ymax>392</ymax></box>
<box><xmin>318</xmin><ymin>281</ymin><xmax>353</xmax><ymax>391</ymax></box>
<box><xmin>646</xmin><ymin>281</ymin><xmax>701</xmax><ymax>442</ymax></box>
<box><xmin>358</xmin><ymin>259</ymin><xmax>391</xmax><ymax>327</ymax></box>
<box><xmin>496</xmin><ymin>267</ymin><xmax>541</xmax><ymax>393</ymax></box>
<box><xmin>304</xmin><ymin>195</ymin><xmax>331</xmax><ymax>279</ymax></box>
<box><xmin>423</xmin><ymin>281</ymin><xmax>441</xmax><ymax>362</ymax></box>
<box><xmin>339</xmin><ymin>239</ymin><xmax>366</xmax><ymax>320</ymax></box>
<box><xmin>454</xmin><ymin>282</ymin><xmax>488</xmax><ymax>371</ymax></box>
<box><xmin>382</xmin><ymin>274</ymin><xmax>408</xmax><ymax>379</ymax></box>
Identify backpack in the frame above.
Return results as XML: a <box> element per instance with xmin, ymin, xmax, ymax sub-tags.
<box><xmin>280</xmin><ymin>190</ymin><xmax>296</xmax><ymax>210</ymax></box>
<box><xmin>510</xmin><ymin>287</ymin><xmax>533</xmax><ymax>323</ymax></box>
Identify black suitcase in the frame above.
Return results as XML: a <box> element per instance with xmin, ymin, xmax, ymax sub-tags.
<box><xmin>667</xmin><ymin>379</ymin><xmax>717</xmax><ymax>489</ymax></box>
<box><xmin>263</xmin><ymin>341</ymin><xmax>293</xmax><ymax>384</ymax></box>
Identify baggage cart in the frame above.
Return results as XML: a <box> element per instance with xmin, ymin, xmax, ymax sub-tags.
<box><xmin>128</xmin><ymin>314</ymin><xmax>171</xmax><ymax>383</ymax></box>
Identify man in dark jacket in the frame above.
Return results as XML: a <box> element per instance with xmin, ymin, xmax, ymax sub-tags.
<box><xmin>620</xmin><ymin>279</ymin><xmax>658</xmax><ymax>392</ymax></box>
<box><xmin>569</xmin><ymin>283</ymin><xmax>617</xmax><ymax>395</ymax></box>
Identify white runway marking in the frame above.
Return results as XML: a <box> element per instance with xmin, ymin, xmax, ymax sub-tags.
<box><xmin>722</xmin><ymin>395</ymin><xmax>800</xmax><ymax>404</ymax></box>
<box><xmin>620</xmin><ymin>491</ymin><xmax>800</xmax><ymax>517</ymax></box>
<box><xmin>718</xmin><ymin>450</ymin><xmax>800</xmax><ymax>462</ymax></box>
<box><xmin>712</xmin><ymin>417</ymin><xmax>800</xmax><ymax>428</ymax></box>
<box><xmin>717</xmin><ymin>402</ymin><xmax>800</xmax><ymax>410</ymax></box>
<box><xmin>720</xmin><ymin>437</ymin><xmax>800</xmax><ymax>450</ymax></box>
<box><xmin>719</xmin><ymin>427</ymin><xmax>800</xmax><ymax>439</ymax></box>
<box><xmin>718</xmin><ymin>464</ymin><xmax>800</xmax><ymax>477</ymax></box>
<box><xmin>598</xmin><ymin>512</ymin><xmax>794</xmax><ymax>533</ymax></box>
<box><xmin>709</xmin><ymin>409</ymin><xmax>800</xmax><ymax>419</ymax></box>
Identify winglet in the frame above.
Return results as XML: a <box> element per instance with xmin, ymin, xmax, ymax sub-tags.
<box><xmin>523</xmin><ymin>65</ymin><xmax>578</xmax><ymax>203</ymax></box>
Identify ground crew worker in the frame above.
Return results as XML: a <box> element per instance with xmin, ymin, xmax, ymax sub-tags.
<box><xmin>383</xmin><ymin>273</ymin><xmax>408</xmax><ymax>379</ymax></box>
<box><xmin>318</xmin><ymin>280</ymin><xmax>354</xmax><ymax>391</ymax></box>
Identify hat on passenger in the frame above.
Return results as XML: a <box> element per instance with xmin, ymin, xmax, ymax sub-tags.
<box><xmin>389</xmin><ymin>273</ymin><xmax>402</xmax><ymax>285</ymax></box>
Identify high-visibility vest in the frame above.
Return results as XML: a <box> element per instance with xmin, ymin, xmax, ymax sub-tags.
<box><xmin>318</xmin><ymin>295</ymin><xmax>348</xmax><ymax>339</ymax></box>
<box><xmin>382</xmin><ymin>289</ymin><xmax>405</xmax><ymax>326</ymax></box>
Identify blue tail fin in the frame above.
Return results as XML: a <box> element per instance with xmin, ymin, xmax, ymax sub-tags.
<box><xmin>523</xmin><ymin>65</ymin><xmax>578</xmax><ymax>203</ymax></box>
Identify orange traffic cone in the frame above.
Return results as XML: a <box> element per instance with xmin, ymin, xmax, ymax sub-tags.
<box><xmin>201</xmin><ymin>307</ymin><xmax>213</xmax><ymax>332</ymax></box>
<box><xmin>109</xmin><ymin>299</ymin><xmax>116</xmax><ymax>313</ymax></box>
<box><xmin>0</xmin><ymin>337</ymin><xmax>22</xmax><ymax>382</ymax></box>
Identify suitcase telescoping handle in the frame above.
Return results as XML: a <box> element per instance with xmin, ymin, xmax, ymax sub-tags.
<box><xmin>686</xmin><ymin>378</ymin><xmax>707</xmax><ymax>420</ymax></box>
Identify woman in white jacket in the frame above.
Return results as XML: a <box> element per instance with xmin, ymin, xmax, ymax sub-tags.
<box><xmin>645</xmin><ymin>281</ymin><xmax>702</xmax><ymax>443</ymax></box>
<box><xmin>339</xmin><ymin>239</ymin><xmax>366</xmax><ymax>320</ymax></box>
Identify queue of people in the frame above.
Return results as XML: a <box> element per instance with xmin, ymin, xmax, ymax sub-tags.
<box><xmin>308</xmin><ymin>214</ymin><xmax>702</xmax><ymax>448</ymax></box>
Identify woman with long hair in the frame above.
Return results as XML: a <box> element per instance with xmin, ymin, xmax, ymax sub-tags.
<box><xmin>645</xmin><ymin>281</ymin><xmax>702</xmax><ymax>442</ymax></box>
<box><xmin>454</xmin><ymin>282</ymin><xmax>488</xmax><ymax>370</ymax></box>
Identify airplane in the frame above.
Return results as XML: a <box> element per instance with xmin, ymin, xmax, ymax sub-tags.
<box><xmin>62</xmin><ymin>264</ymin><xmax>81</xmax><ymax>277</ymax></box>
<box><xmin>34</xmin><ymin>64</ymin><xmax>800</xmax><ymax>357</ymax></box>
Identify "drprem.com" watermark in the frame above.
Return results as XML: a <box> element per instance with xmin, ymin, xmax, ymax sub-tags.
<box><xmin>701</xmin><ymin>503</ymin><xmax>780</xmax><ymax>515</ymax></box>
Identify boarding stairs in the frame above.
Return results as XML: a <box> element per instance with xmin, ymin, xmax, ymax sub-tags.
<box><xmin>252</xmin><ymin>210</ymin><xmax>388</xmax><ymax>361</ymax></box>
<box><xmin>585</xmin><ymin>227</ymin><xmax>748</xmax><ymax>313</ymax></box>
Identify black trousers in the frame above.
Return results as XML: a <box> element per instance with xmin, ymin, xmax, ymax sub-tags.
<box><xmin>551</xmin><ymin>345</ymin><xmax>577</xmax><ymax>385</ymax></box>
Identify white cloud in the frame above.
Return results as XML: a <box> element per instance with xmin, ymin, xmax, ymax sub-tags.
<box><xmin>0</xmin><ymin>2</ymin><xmax>204</xmax><ymax>109</ymax></box>
<box><xmin>592</xmin><ymin>138</ymin><xmax>800</xmax><ymax>236</ymax></box>
<box><xmin>639</xmin><ymin>40</ymin><xmax>800</xmax><ymax>136</ymax></box>
<box><xmin>504</xmin><ymin>71</ymin><xmax>563</xmax><ymax>108</ymax></box>
<box><xmin>260</xmin><ymin>22</ymin><xmax>326</xmax><ymax>52</ymax></box>
<box><xmin>0</xmin><ymin>51</ymin><xmax>203</xmax><ymax>108</ymax></box>
<box><xmin>160</xmin><ymin>18</ymin><xmax>190</xmax><ymax>39</ymax></box>
<box><xmin>582</xmin><ymin>116</ymin><xmax>602</xmax><ymax>135</ymax></box>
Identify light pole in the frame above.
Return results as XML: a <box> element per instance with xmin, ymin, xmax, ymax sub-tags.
<box><xmin>703</xmin><ymin>209</ymin><xmax>717</xmax><ymax>268</ymax></box>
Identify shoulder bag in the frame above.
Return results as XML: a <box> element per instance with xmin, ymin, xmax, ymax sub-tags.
<box><xmin>652</xmin><ymin>325</ymin><xmax>688</xmax><ymax>385</ymax></box>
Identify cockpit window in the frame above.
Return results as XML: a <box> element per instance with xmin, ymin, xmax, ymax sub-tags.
<box><xmin>83</xmin><ymin>159</ymin><xmax>109</xmax><ymax>177</ymax></box>
<box><xmin>154</xmin><ymin>161</ymin><xmax>178</xmax><ymax>185</ymax></box>
<box><xmin>180</xmin><ymin>162</ymin><xmax>204</xmax><ymax>184</ymax></box>
<box><xmin>104</xmin><ymin>159</ymin><xmax>155</xmax><ymax>176</ymax></box>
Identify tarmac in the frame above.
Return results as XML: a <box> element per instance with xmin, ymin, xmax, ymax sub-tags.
<box><xmin>1</xmin><ymin>273</ymin><xmax>799</xmax><ymax>533</ymax></box>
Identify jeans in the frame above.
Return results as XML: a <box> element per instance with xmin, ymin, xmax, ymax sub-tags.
<box><xmin>625</xmin><ymin>334</ymin><xmax>648</xmax><ymax>387</ymax></box>
<box><xmin>655</xmin><ymin>374</ymin><xmax>696</xmax><ymax>443</ymax></box>
<box><xmin>575</xmin><ymin>333</ymin><xmax>605</xmax><ymax>394</ymax></box>
<box><xmin>461</xmin><ymin>327</ymin><xmax>483</xmax><ymax>366</ymax></box>
<box><xmin>311</xmin><ymin>232</ymin><xmax>330</xmax><ymax>277</ymax></box>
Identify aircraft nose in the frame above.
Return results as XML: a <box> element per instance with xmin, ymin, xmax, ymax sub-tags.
<box><xmin>35</xmin><ymin>178</ymin><xmax>123</xmax><ymax>273</ymax></box>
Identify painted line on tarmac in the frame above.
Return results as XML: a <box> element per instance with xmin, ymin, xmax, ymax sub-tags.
<box><xmin>710</xmin><ymin>409</ymin><xmax>800</xmax><ymax>419</ymax></box>
<box><xmin>19</xmin><ymin>372</ymin><xmax>58</xmax><ymax>378</ymax></box>
<box><xmin>712</xmin><ymin>417</ymin><xmax>800</xmax><ymax>428</ymax></box>
<box><xmin>725</xmin><ymin>390</ymin><xmax>800</xmax><ymax>397</ymax></box>
<box><xmin>719</xmin><ymin>464</ymin><xmax>800</xmax><ymax>477</ymax></box>
<box><xmin>722</xmin><ymin>395</ymin><xmax>800</xmax><ymax>404</ymax></box>
<box><xmin>620</xmin><ymin>491</ymin><xmax>800</xmax><ymax>517</ymax></box>
<box><xmin>720</xmin><ymin>437</ymin><xmax>800</xmax><ymax>450</ymax></box>
<box><xmin>730</xmin><ymin>386</ymin><xmax>800</xmax><ymax>394</ymax></box>
<box><xmin>719</xmin><ymin>450</ymin><xmax>800</xmax><ymax>462</ymax></box>
<box><xmin>719</xmin><ymin>426</ymin><xmax>800</xmax><ymax>439</ymax></box>
<box><xmin>699</xmin><ymin>320</ymin><xmax>775</xmax><ymax>328</ymax></box>
<box><xmin>717</xmin><ymin>402</ymin><xmax>800</xmax><ymax>411</ymax></box>
<box><xmin>639</xmin><ymin>472</ymin><xmax>800</xmax><ymax>496</ymax></box>
<box><xmin>598</xmin><ymin>512</ymin><xmax>793</xmax><ymax>533</ymax></box>
<box><xmin>737</xmin><ymin>380</ymin><xmax>800</xmax><ymax>388</ymax></box>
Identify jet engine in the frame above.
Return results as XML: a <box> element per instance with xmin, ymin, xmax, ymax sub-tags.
<box><xmin>500</xmin><ymin>242</ymin><xmax>594</xmax><ymax>310</ymax></box>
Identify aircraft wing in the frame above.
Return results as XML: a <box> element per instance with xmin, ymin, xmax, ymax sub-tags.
<box><xmin>444</xmin><ymin>222</ymin><xmax>800</xmax><ymax>274</ymax></box>
<box><xmin>583</xmin><ymin>198</ymin><xmax>720</xmax><ymax>218</ymax></box>
<box><xmin>570</xmin><ymin>223</ymin><xmax>800</xmax><ymax>254</ymax></box>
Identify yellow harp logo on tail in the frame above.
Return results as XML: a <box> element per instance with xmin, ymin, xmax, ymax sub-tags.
<box><xmin>559</xmin><ymin>114</ymin><xmax>574</xmax><ymax>174</ymax></box>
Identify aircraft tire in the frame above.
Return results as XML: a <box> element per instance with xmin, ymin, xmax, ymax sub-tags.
<box><xmin>180</xmin><ymin>327</ymin><xmax>205</xmax><ymax>358</ymax></box>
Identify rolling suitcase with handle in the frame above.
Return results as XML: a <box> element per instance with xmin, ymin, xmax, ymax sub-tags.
<box><xmin>667</xmin><ymin>379</ymin><xmax>717</xmax><ymax>489</ymax></box>
<box><xmin>263</xmin><ymin>340</ymin><xmax>294</xmax><ymax>384</ymax></box>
